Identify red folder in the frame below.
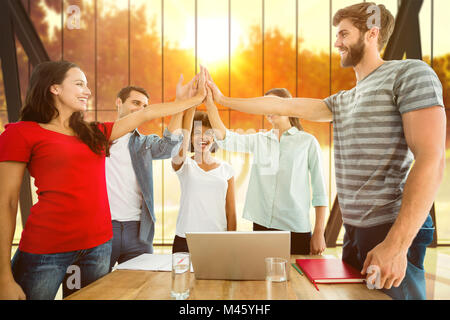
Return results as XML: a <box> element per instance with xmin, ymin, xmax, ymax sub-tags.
<box><xmin>296</xmin><ymin>258</ymin><xmax>365</xmax><ymax>291</ymax></box>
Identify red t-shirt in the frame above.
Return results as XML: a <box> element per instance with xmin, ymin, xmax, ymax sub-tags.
<box><xmin>0</xmin><ymin>121</ymin><xmax>114</xmax><ymax>254</ymax></box>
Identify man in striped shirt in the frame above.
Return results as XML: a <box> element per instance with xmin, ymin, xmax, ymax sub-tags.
<box><xmin>206</xmin><ymin>2</ymin><xmax>446</xmax><ymax>300</ymax></box>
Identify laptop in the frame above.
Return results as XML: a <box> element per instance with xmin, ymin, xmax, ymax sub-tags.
<box><xmin>185</xmin><ymin>231</ymin><xmax>290</xmax><ymax>281</ymax></box>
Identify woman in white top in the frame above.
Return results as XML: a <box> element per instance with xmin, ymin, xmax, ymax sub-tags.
<box><xmin>171</xmin><ymin>108</ymin><xmax>237</xmax><ymax>253</ymax></box>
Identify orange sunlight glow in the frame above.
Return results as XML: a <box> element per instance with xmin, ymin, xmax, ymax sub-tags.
<box><xmin>181</xmin><ymin>17</ymin><xmax>242</xmax><ymax>67</ymax></box>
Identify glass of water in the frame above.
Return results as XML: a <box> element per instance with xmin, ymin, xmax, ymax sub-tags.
<box><xmin>265</xmin><ymin>257</ymin><xmax>287</xmax><ymax>282</ymax></box>
<box><xmin>171</xmin><ymin>252</ymin><xmax>191</xmax><ymax>300</ymax></box>
<box><xmin>265</xmin><ymin>257</ymin><xmax>288</xmax><ymax>300</ymax></box>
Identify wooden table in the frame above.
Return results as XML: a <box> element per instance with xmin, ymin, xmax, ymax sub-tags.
<box><xmin>66</xmin><ymin>255</ymin><xmax>390</xmax><ymax>300</ymax></box>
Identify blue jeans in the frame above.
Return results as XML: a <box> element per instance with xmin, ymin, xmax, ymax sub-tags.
<box><xmin>11</xmin><ymin>239</ymin><xmax>112</xmax><ymax>300</ymax></box>
<box><xmin>110</xmin><ymin>220</ymin><xmax>153</xmax><ymax>271</ymax></box>
<box><xmin>342</xmin><ymin>215</ymin><xmax>434</xmax><ymax>300</ymax></box>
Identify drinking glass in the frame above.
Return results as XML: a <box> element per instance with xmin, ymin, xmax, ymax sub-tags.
<box><xmin>265</xmin><ymin>257</ymin><xmax>288</xmax><ymax>300</ymax></box>
<box><xmin>171</xmin><ymin>252</ymin><xmax>191</xmax><ymax>300</ymax></box>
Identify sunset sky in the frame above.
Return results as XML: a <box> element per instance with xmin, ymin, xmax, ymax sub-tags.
<box><xmin>40</xmin><ymin>0</ymin><xmax>450</xmax><ymax>68</ymax></box>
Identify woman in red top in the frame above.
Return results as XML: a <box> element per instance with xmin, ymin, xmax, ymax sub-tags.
<box><xmin>0</xmin><ymin>60</ymin><xmax>206</xmax><ymax>300</ymax></box>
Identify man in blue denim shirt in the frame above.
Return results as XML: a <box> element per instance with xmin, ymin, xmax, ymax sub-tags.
<box><xmin>106</xmin><ymin>86</ymin><xmax>183</xmax><ymax>270</ymax></box>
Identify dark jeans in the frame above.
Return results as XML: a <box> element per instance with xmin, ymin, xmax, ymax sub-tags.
<box><xmin>253</xmin><ymin>223</ymin><xmax>312</xmax><ymax>254</ymax></box>
<box><xmin>110</xmin><ymin>220</ymin><xmax>153</xmax><ymax>271</ymax></box>
<box><xmin>172</xmin><ymin>235</ymin><xmax>189</xmax><ymax>253</ymax></box>
<box><xmin>342</xmin><ymin>215</ymin><xmax>434</xmax><ymax>300</ymax></box>
<box><xmin>11</xmin><ymin>239</ymin><xmax>112</xmax><ymax>300</ymax></box>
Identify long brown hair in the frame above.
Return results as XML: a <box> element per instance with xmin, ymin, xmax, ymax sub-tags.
<box><xmin>20</xmin><ymin>60</ymin><xmax>110</xmax><ymax>156</ymax></box>
<box><xmin>264</xmin><ymin>88</ymin><xmax>303</xmax><ymax>131</ymax></box>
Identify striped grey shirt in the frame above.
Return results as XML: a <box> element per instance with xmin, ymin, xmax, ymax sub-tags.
<box><xmin>324</xmin><ymin>59</ymin><xmax>444</xmax><ymax>228</ymax></box>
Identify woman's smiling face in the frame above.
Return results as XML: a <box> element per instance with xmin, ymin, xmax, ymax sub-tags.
<box><xmin>51</xmin><ymin>67</ymin><xmax>91</xmax><ymax>113</ymax></box>
<box><xmin>192</xmin><ymin>124</ymin><xmax>214</xmax><ymax>154</ymax></box>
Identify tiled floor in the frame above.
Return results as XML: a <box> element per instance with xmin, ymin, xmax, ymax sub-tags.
<box><xmin>11</xmin><ymin>245</ymin><xmax>450</xmax><ymax>300</ymax></box>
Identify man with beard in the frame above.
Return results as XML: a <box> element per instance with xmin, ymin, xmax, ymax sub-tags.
<box><xmin>205</xmin><ymin>2</ymin><xmax>446</xmax><ymax>300</ymax></box>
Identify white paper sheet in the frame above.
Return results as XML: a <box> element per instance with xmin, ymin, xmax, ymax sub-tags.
<box><xmin>114</xmin><ymin>254</ymin><xmax>194</xmax><ymax>272</ymax></box>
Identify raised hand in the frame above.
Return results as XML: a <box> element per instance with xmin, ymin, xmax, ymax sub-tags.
<box><xmin>175</xmin><ymin>73</ymin><xmax>198</xmax><ymax>101</ymax></box>
<box><xmin>205</xmin><ymin>68</ymin><xmax>224</xmax><ymax>103</ymax></box>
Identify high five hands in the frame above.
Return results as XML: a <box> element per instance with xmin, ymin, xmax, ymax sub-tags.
<box><xmin>204</xmin><ymin>68</ymin><xmax>224</xmax><ymax>104</ymax></box>
<box><xmin>175</xmin><ymin>65</ymin><xmax>207</xmax><ymax>102</ymax></box>
<box><xmin>175</xmin><ymin>65</ymin><xmax>223</xmax><ymax>106</ymax></box>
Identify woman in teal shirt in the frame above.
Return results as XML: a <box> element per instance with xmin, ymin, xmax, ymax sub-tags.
<box><xmin>205</xmin><ymin>86</ymin><xmax>328</xmax><ymax>255</ymax></box>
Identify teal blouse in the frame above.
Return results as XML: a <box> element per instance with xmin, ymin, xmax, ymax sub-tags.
<box><xmin>215</xmin><ymin>127</ymin><xmax>328</xmax><ymax>232</ymax></box>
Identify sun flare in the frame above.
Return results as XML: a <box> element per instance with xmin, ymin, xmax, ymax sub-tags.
<box><xmin>181</xmin><ymin>17</ymin><xmax>242</xmax><ymax>66</ymax></box>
